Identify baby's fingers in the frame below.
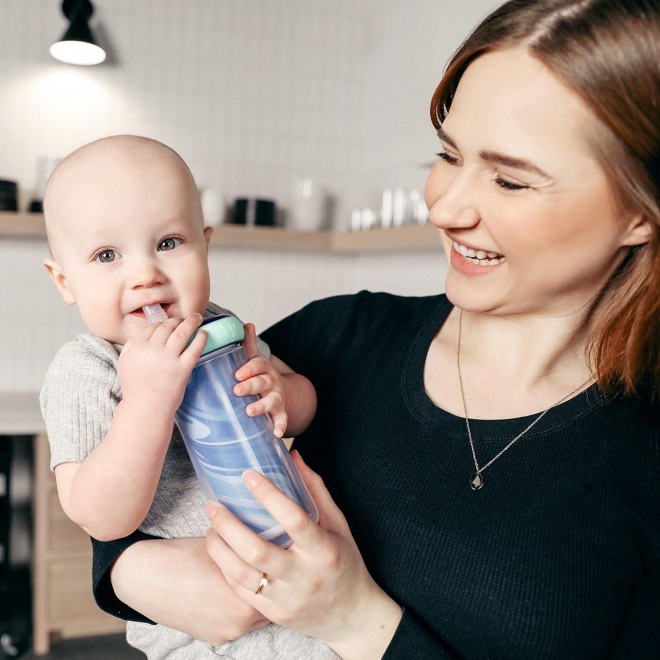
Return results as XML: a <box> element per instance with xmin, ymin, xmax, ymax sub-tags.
<box><xmin>164</xmin><ymin>313</ymin><xmax>204</xmax><ymax>354</ymax></box>
<box><xmin>246</xmin><ymin>393</ymin><xmax>287</xmax><ymax>437</ymax></box>
<box><xmin>234</xmin><ymin>372</ymin><xmax>276</xmax><ymax>397</ymax></box>
<box><xmin>235</xmin><ymin>356</ymin><xmax>273</xmax><ymax>383</ymax></box>
<box><xmin>242</xmin><ymin>323</ymin><xmax>259</xmax><ymax>360</ymax></box>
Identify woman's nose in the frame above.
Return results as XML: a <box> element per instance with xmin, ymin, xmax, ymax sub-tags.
<box><xmin>426</xmin><ymin>165</ymin><xmax>480</xmax><ymax>230</ymax></box>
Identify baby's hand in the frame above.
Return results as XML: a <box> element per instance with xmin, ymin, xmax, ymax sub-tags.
<box><xmin>234</xmin><ymin>323</ymin><xmax>288</xmax><ymax>438</ymax></box>
<box><xmin>118</xmin><ymin>314</ymin><xmax>206</xmax><ymax>414</ymax></box>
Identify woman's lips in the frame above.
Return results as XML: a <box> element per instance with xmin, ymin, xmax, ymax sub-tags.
<box><xmin>451</xmin><ymin>240</ymin><xmax>505</xmax><ymax>265</ymax></box>
<box><xmin>450</xmin><ymin>241</ymin><xmax>505</xmax><ymax>275</ymax></box>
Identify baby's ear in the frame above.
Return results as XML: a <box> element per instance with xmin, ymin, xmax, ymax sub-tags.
<box><xmin>203</xmin><ymin>225</ymin><xmax>214</xmax><ymax>245</ymax></box>
<box><xmin>44</xmin><ymin>258</ymin><xmax>76</xmax><ymax>305</ymax></box>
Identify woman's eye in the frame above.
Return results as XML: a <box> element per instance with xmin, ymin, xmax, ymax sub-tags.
<box><xmin>436</xmin><ymin>151</ymin><xmax>461</xmax><ymax>165</ymax></box>
<box><xmin>494</xmin><ymin>176</ymin><xmax>529</xmax><ymax>192</ymax></box>
<box><xmin>158</xmin><ymin>237</ymin><xmax>183</xmax><ymax>251</ymax></box>
<box><xmin>95</xmin><ymin>249</ymin><xmax>118</xmax><ymax>263</ymax></box>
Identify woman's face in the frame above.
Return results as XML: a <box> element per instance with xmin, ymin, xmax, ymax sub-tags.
<box><xmin>425</xmin><ymin>47</ymin><xmax>646</xmax><ymax>318</ymax></box>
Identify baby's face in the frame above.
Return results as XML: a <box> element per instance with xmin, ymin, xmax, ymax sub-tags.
<box><xmin>45</xmin><ymin>142</ymin><xmax>212</xmax><ymax>345</ymax></box>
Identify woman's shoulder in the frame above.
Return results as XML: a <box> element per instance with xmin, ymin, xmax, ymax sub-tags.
<box><xmin>592</xmin><ymin>394</ymin><xmax>660</xmax><ymax>494</ymax></box>
<box><xmin>299</xmin><ymin>290</ymin><xmax>450</xmax><ymax>322</ymax></box>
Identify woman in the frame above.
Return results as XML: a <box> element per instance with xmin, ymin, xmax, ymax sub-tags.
<box><xmin>93</xmin><ymin>0</ymin><xmax>659</xmax><ymax>657</ymax></box>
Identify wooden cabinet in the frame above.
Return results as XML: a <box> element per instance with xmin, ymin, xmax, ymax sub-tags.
<box><xmin>32</xmin><ymin>432</ymin><xmax>125</xmax><ymax>654</ymax></box>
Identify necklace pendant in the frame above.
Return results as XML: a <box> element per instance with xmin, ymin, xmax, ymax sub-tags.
<box><xmin>470</xmin><ymin>473</ymin><xmax>484</xmax><ymax>490</ymax></box>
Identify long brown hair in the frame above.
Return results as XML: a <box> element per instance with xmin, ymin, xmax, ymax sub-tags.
<box><xmin>431</xmin><ymin>0</ymin><xmax>660</xmax><ymax>406</ymax></box>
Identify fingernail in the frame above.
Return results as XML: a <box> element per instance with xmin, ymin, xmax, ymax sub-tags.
<box><xmin>205</xmin><ymin>501</ymin><xmax>219</xmax><ymax>519</ymax></box>
<box><xmin>243</xmin><ymin>470</ymin><xmax>260</xmax><ymax>488</ymax></box>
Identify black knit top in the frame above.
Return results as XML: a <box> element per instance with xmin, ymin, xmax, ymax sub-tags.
<box><xmin>92</xmin><ymin>292</ymin><xmax>660</xmax><ymax>659</ymax></box>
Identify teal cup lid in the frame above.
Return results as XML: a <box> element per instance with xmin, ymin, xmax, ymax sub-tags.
<box><xmin>195</xmin><ymin>315</ymin><xmax>245</xmax><ymax>355</ymax></box>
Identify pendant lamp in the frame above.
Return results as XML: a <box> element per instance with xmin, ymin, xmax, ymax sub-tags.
<box><xmin>50</xmin><ymin>0</ymin><xmax>106</xmax><ymax>66</ymax></box>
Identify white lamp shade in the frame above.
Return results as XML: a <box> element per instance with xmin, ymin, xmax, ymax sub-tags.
<box><xmin>50</xmin><ymin>39</ymin><xmax>106</xmax><ymax>66</ymax></box>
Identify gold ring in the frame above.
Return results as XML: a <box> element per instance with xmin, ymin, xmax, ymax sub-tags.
<box><xmin>255</xmin><ymin>573</ymin><xmax>269</xmax><ymax>595</ymax></box>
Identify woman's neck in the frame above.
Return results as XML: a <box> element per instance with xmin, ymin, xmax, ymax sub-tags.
<box><xmin>424</xmin><ymin>306</ymin><xmax>595</xmax><ymax>419</ymax></box>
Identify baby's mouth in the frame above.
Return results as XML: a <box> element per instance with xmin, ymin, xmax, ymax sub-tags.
<box><xmin>452</xmin><ymin>241</ymin><xmax>506</xmax><ymax>266</ymax></box>
<box><xmin>132</xmin><ymin>303</ymin><xmax>172</xmax><ymax>318</ymax></box>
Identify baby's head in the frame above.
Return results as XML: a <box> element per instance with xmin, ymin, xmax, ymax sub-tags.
<box><xmin>43</xmin><ymin>135</ymin><xmax>213</xmax><ymax>345</ymax></box>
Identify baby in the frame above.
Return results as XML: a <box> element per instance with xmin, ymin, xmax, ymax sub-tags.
<box><xmin>39</xmin><ymin>135</ymin><xmax>337</xmax><ymax>659</ymax></box>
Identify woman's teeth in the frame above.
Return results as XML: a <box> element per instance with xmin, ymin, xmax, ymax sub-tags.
<box><xmin>452</xmin><ymin>241</ymin><xmax>505</xmax><ymax>266</ymax></box>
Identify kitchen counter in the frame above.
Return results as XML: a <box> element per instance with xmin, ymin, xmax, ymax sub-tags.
<box><xmin>0</xmin><ymin>392</ymin><xmax>44</xmax><ymax>435</ymax></box>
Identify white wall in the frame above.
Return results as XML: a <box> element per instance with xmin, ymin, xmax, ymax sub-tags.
<box><xmin>0</xmin><ymin>0</ymin><xmax>497</xmax><ymax>392</ymax></box>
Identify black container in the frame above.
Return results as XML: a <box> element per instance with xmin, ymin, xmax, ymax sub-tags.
<box><xmin>233</xmin><ymin>198</ymin><xmax>276</xmax><ymax>227</ymax></box>
<box><xmin>0</xmin><ymin>180</ymin><xmax>18</xmax><ymax>212</ymax></box>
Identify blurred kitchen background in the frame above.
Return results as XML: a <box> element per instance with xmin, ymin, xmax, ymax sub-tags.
<box><xmin>0</xmin><ymin>0</ymin><xmax>501</xmax><ymax>393</ymax></box>
<box><xmin>0</xmin><ymin>0</ymin><xmax>497</xmax><ymax>656</ymax></box>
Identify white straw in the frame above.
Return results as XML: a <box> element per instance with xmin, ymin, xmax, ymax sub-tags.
<box><xmin>143</xmin><ymin>304</ymin><xmax>168</xmax><ymax>324</ymax></box>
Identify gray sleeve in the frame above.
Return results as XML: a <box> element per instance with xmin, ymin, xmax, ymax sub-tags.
<box><xmin>206</xmin><ymin>302</ymin><xmax>271</xmax><ymax>359</ymax></box>
<box><xmin>40</xmin><ymin>336</ymin><xmax>121</xmax><ymax>470</ymax></box>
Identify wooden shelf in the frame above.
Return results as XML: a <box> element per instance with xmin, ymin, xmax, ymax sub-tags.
<box><xmin>0</xmin><ymin>211</ymin><xmax>441</xmax><ymax>253</ymax></box>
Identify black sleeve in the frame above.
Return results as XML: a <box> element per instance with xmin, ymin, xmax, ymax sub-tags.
<box><xmin>91</xmin><ymin>531</ymin><xmax>158</xmax><ymax>623</ymax></box>
<box><xmin>384</xmin><ymin>610</ymin><xmax>461</xmax><ymax>659</ymax></box>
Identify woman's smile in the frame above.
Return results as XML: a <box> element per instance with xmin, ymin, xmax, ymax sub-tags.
<box><xmin>451</xmin><ymin>240</ymin><xmax>506</xmax><ymax>265</ymax></box>
<box><xmin>449</xmin><ymin>241</ymin><xmax>506</xmax><ymax>276</ymax></box>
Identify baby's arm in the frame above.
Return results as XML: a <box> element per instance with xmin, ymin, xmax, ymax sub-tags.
<box><xmin>55</xmin><ymin>315</ymin><xmax>206</xmax><ymax>542</ymax></box>
<box><xmin>234</xmin><ymin>323</ymin><xmax>317</xmax><ymax>438</ymax></box>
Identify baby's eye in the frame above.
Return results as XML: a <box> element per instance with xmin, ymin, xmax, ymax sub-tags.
<box><xmin>95</xmin><ymin>249</ymin><xmax>118</xmax><ymax>263</ymax></box>
<box><xmin>158</xmin><ymin>237</ymin><xmax>183</xmax><ymax>251</ymax></box>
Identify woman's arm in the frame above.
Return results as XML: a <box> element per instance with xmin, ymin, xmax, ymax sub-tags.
<box><xmin>93</xmin><ymin>534</ymin><xmax>269</xmax><ymax>646</ymax></box>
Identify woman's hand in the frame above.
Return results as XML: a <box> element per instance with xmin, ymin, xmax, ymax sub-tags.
<box><xmin>111</xmin><ymin>537</ymin><xmax>270</xmax><ymax>646</ymax></box>
<box><xmin>204</xmin><ymin>451</ymin><xmax>403</xmax><ymax>659</ymax></box>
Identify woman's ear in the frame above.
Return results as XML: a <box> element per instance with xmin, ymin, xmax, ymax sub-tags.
<box><xmin>44</xmin><ymin>258</ymin><xmax>76</xmax><ymax>305</ymax></box>
<box><xmin>621</xmin><ymin>212</ymin><xmax>655</xmax><ymax>247</ymax></box>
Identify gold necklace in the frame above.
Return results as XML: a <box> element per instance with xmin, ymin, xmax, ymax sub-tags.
<box><xmin>457</xmin><ymin>310</ymin><xmax>594</xmax><ymax>490</ymax></box>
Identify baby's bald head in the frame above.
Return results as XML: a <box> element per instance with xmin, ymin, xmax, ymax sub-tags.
<box><xmin>43</xmin><ymin>135</ymin><xmax>203</xmax><ymax>259</ymax></box>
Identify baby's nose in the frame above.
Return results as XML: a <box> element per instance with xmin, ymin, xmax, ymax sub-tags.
<box><xmin>129</xmin><ymin>260</ymin><xmax>166</xmax><ymax>288</ymax></box>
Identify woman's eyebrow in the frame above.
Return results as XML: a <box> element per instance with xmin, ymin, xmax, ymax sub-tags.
<box><xmin>479</xmin><ymin>150</ymin><xmax>550</xmax><ymax>178</ymax></box>
<box><xmin>436</xmin><ymin>127</ymin><xmax>550</xmax><ymax>178</ymax></box>
<box><xmin>436</xmin><ymin>128</ymin><xmax>458</xmax><ymax>150</ymax></box>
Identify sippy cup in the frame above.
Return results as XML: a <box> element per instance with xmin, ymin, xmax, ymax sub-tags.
<box><xmin>159</xmin><ymin>309</ymin><xmax>318</xmax><ymax>548</ymax></box>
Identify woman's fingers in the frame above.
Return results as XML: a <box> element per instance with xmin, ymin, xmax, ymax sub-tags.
<box><xmin>204</xmin><ymin>525</ymin><xmax>268</xmax><ymax>596</ymax></box>
<box><xmin>205</xmin><ymin>502</ymin><xmax>289</xmax><ymax>581</ymax></box>
<box><xmin>240</xmin><ymin>469</ymin><xmax>328</xmax><ymax>548</ymax></box>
